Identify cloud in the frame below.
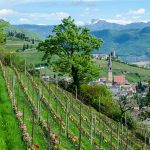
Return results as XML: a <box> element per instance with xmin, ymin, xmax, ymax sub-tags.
<box><xmin>0</xmin><ymin>8</ymin><xmax>70</xmax><ymax>24</ymax></box>
<box><xmin>90</xmin><ymin>18</ymin><xmax>132</xmax><ymax>25</ymax></box>
<box><xmin>49</xmin><ymin>12</ymin><xmax>70</xmax><ymax>20</ymax></box>
<box><xmin>0</xmin><ymin>9</ymin><xmax>18</xmax><ymax>17</ymax></box>
<box><xmin>129</xmin><ymin>8</ymin><xmax>145</xmax><ymax>15</ymax></box>
<box><xmin>29</xmin><ymin>12</ymin><xmax>69</xmax><ymax>20</ymax></box>
<box><xmin>81</xmin><ymin>7</ymin><xmax>98</xmax><ymax>16</ymax></box>
<box><xmin>115</xmin><ymin>8</ymin><xmax>146</xmax><ymax>23</ymax></box>
<box><xmin>115</xmin><ymin>14</ymin><xmax>122</xmax><ymax>18</ymax></box>
<box><xmin>71</xmin><ymin>0</ymin><xmax>97</xmax><ymax>6</ymax></box>
<box><xmin>82</xmin><ymin>0</ymin><xmax>116</xmax><ymax>1</ymax></box>
<box><xmin>106</xmin><ymin>19</ymin><xmax>132</xmax><ymax>25</ymax></box>
<box><xmin>75</xmin><ymin>20</ymin><xmax>85</xmax><ymax>26</ymax></box>
<box><xmin>0</xmin><ymin>0</ymin><xmax>55</xmax><ymax>4</ymax></box>
<box><xmin>19</xmin><ymin>18</ymin><xmax>31</xmax><ymax>23</ymax></box>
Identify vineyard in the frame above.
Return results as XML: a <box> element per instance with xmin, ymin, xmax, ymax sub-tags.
<box><xmin>0</xmin><ymin>60</ymin><xmax>150</xmax><ymax>150</ymax></box>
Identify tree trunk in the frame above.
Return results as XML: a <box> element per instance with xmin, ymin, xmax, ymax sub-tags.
<box><xmin>71</xmin><ymin>65</ymin><xmax>79</xmax><ymax>89</ymax></box>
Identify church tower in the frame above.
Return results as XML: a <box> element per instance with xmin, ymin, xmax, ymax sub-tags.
<box><xmin>108</xmin><ymin>54</ymin><xmax>113</xmax><ymax>82</ymax></box>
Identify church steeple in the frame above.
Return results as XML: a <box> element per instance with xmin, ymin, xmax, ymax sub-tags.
<box><xmin>108</xmin><ymin>54</ymin><xmax>113</xmax><ymax>82</ymax></box>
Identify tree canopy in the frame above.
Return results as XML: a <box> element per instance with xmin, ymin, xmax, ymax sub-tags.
<box><xmin>38</xmin><ymin>16</ymin><xmax>103</xmax><ymax>88</ymax></box>
<box><xmin>146</xmin><ymin>79</ymin><xmax>150</xmax><ymax>106</ymax></box>
<box><xmin>0</xmin><ymin>20</ymin><xmax>8</xmax><ymax>44</ymax></box>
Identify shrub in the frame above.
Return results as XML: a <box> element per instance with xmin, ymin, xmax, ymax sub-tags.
<box><xmin>79</xmin><ymin>84</ymin><xmax>121</xmax><ymax>120</ymax></box>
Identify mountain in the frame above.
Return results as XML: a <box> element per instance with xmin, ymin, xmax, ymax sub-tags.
<box><xmin>0</xmin><ymin>19</ymin><xmax>41</xmax><ymax>40</ymax></box>
<box><xmin>86</xmin><ymin>19</ymin><xmax>150</xmax><ymax>31</ymax></box>
<box><xmin>91</xmin><ymin>27</ymin><xmax>150</xmax><ymax>62</ymax></box>
<box><xmin>13</xmin><ymin>20</ymin><xmax>150</xmax><ymax>38</ymax></box>
<box><xmin>14</xmin><ymin>24</ymin><xmax>54</xmax><ymax>38</ymax></box>
<box><xmin>86</xmin><ymin>19</ymin><xmax>124</xmax><ymax>31</ymax></box>
<box><xmin>12</xmin><ymin>21</ymin><xmax>150</xmax><ymax>62</ymax></box>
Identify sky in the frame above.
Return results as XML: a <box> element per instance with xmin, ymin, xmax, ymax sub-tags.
<box><xmin>0</xmin><ymin>0</ymin><xmax>150</xmax><ymax>25</ymax></box>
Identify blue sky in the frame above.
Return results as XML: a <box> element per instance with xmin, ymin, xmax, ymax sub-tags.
<box><xmin>0</xmin><ymin>0</ymin><xmax>149</xmax><ymax>25</ymax></box>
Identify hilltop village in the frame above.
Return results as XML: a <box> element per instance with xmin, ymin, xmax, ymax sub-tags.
<box><xmin>92</xmin><ymin>52</ymin><xmax>148</xmax><ymax>98</ymax></box>
<box><xmin>92</xmin><ymin>53</ymin><xmax>150</xmax><ymax>122</ymax></box>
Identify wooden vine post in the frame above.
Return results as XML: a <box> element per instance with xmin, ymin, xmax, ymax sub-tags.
<box><xmin>94</xmin><ymin>115</ymin><xmax>96</xmax><ymax>140</ymax></box>
<box><xmin>47</xmin><ymin>112</ymin><xmax>51</xmax><ymax>150</ymax></box>
<box><xmin>25</xmin><ymin>59</ymin><xmax>26</xmax><ymax>76</ymax></box>
<box><xmin>22</xmin><ymin>96</ymin><xmax>25</xmax><ymax>124</ymax></box>
<box><xmin>90</xmin><ymin>113</ymin><xmax>93</xmax><ymax>145</ymax></box>
<box><xmin>27</xmin><ymin>74</ymin><xmax>30</xmax><ymax>91</ymax></box>
<box><xmin>98</xmin><ymin>97</ymin><xmax>102</xmax><ymax>149</ymax></box>
<box><xmin>12</xmin><ymin>75</ymin><xmax>16</xmax><ymax>108</ymax></box>
<box><xmin>79</xmin><ymin>101</ymin><xmax>82</xmax><ymax>150</ymax></box>
<box><xmin>68</xmin><ymin>101</ymin><xmax>70</xmax><ymax>138</ymax></box>
<box><xmin>17</xmin><ymin>83</ymin><xmax>20</xmax><ymax>111</ymax></box>
<box><xmin>126</xmin><ymin>127</ymin><xmax>128</xmax><ymax>149</ymax></box>
<box><xmin>110</xmin><ymin>121</ymin><xmax>112</xmax><ymax>150</ymax></box>
<box><xmin>37</xmin><ymin>88</ymin><xmax>41</xmax><ymax>122</ymax></box>
<box><xmin>59</xmin><ymin>114</ymin><xmax>62</xmax><ymax>144</ymax></box>
<box><xmin>55</xmin><ymin>82</ymin><xmax>58</xmax><ymax>113</ymax></box>
<box><xmin>144</xmin><ymin>131</ymin><xmax>146</xmax><ymax>149</ymax></box>
<box><xmin>32</xmin><ymin>112</ymin><xmax>35</xmax><ymax>145</ymax></box>
<box><xmin>75</xmin><ymin>85</ymin><xmax>77</xmax><ymax>100</ymax></box>
<box><xmin>66</xmin><ymin>100</ymin><xmax>70</xmax><ymax>138</ymax></box>
<box><xmin>117</xmin><ymin>123</ymin><xmax>120</xmax><ymax>150</ymax></box>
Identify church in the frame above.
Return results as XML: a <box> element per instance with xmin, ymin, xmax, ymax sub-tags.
<box><xmin>107</xmin><ymin>54</ymin><xmax>126</xmax><ymax>86</ymax></box>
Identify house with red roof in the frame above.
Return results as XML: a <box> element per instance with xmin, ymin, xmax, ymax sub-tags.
<box><xmin>113</xmin><ymin>75</ymin><xmax>126</xmax><ymax>85</ymax></box>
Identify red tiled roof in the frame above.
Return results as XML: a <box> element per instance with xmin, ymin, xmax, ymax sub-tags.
<box><xmin>114</xmin><ymin>75</ymin><xmax>125</xmax><ymax>85</ymax></box>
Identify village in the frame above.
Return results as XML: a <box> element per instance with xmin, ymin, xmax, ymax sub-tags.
<box><xmin>92</xmin><ymin>52</ymin><xmax>150</xmax><ymax>126</ymax></box>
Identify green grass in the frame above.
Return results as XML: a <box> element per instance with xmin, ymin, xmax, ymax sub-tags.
<box><xmin>0</xmin><ymin>71</ymin><xmax>25</xmax><ymax>149</ymax></box>
<box><xmin>0</xmin><ymin>38</ymin><xmax>150</xmax><ymax>149</ymax></box>
<box><xmin>17</xmin><ymin>50</ymin><xmax>45</xmax><ymax>65</ymax></box>
<box><xmin>31</xmin><ymin>74</ymin><xmax>145</xmax><ymax>149</ymax></box>
<box><xmin>0</xmin><ymin>62</ymin><xmax>149</xmax><ymax>149</ymax></box>
<box><xmin>20</xmin><ymin>70</ymin><xmax>94</xmax><ymax>149</ymax></box>
<box><xmin>5</xmin><ymin>67</ymin><xmax>48</xmax><ymax>150</ymax></box>
<box><xmin>7</xmin><ymin>66</ymin><xmax>76</xmax><ymax>150</ymax></box>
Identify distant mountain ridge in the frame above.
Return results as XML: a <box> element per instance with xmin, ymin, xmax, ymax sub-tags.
<box><xmin>13</xmin><ymin>21</ymin><xmax>150</xmax><ymax>62</ymax></box>
<box><xmin>14</xmin><ymin>20</ymin><xmax>150</xmax><ymax>38</ymax></box>
<box><xmin>14</xmin><ymin>24</ymin><xmax>54</xmax><ymax>38</ymax></box>
<box><xmin>91</xmin><ymin>26</ymin><xmax>150</xmax><ymax>62</ymax></box>
<box><xmin>86</xmin><ymin>19</ymin><xmax>150</xmax><ymax>31</ymax></box>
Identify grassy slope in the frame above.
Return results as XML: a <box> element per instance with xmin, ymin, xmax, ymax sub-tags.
<box><xmin>98</xmin><ymin>60</ymin><xmax>150</xmax><ymax>82</ymax></box>
<box><xmin>0</xmin><ymin>37</ymin><xmax>150</xmax><ymax>149</ymax></box>
<box><xmin>0</xmin><ymin>71</ymin><xmax>25</xmax><ymax>149</ymax></box>
<box><xmin>1</xmin><ymin>63</ymin><xmax>149</xmax><ymax>149</ymax></box>
<box><xmin>6</xmin><ymin>66</ymin><xmax>76</xmax><ymax>150</ymax></box>
<box><xmin>0</xmin><ymin>38</ymin><xmax>45</xmax><ymax>65</ymax></box>
<box><xmin>1</xmin><ymin>38</ymin><xmax>150</xmax><ymax>83</ymax></box>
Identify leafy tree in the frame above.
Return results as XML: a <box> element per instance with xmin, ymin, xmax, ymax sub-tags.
<box><xmin>118</xmin><ymin>96</ymin><xmax>133</xmax><ymax>117</ymax></box>
<box><xmin>0</xmin><ymin>20</ymin><xmax>8</xmax><ymax>44</ymax></box>
<box><xmin>31</xmin><ymin>39</ymin><xmax>35</xmax><ymax>44</ymax></box>
<box><xmin>26</xmin><ymin>44</ymin><xmax>29</xmax><ymax>49</ymax></box>
<box><xmin>22</xmin><ymin>44</ymin><xmax>26</xmax><ymax>51</ymax></box>
<box><xmin>136</xmin><ymin>81</ymin><xmax>145</xmax><ymax>93</ymax></box>
<box><xmin>80</xmin><ymin>84</ymin><xmax>121</xmax><ymax>120</ymax></box>
<box><xmin>38</xmin><ymin>17</ymin><xmax>103</xmax><ymax>89</ymax></box>
<box><xmin>146</xmin><ymin>79</ymin><xmax>150</xmax><ymax>106</ymax></box>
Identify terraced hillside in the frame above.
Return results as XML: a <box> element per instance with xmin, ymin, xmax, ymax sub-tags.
<box><xmin>0</xmin><ymin>60</ymin><xmax>149</xmax><ymax>149</ymax></box>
